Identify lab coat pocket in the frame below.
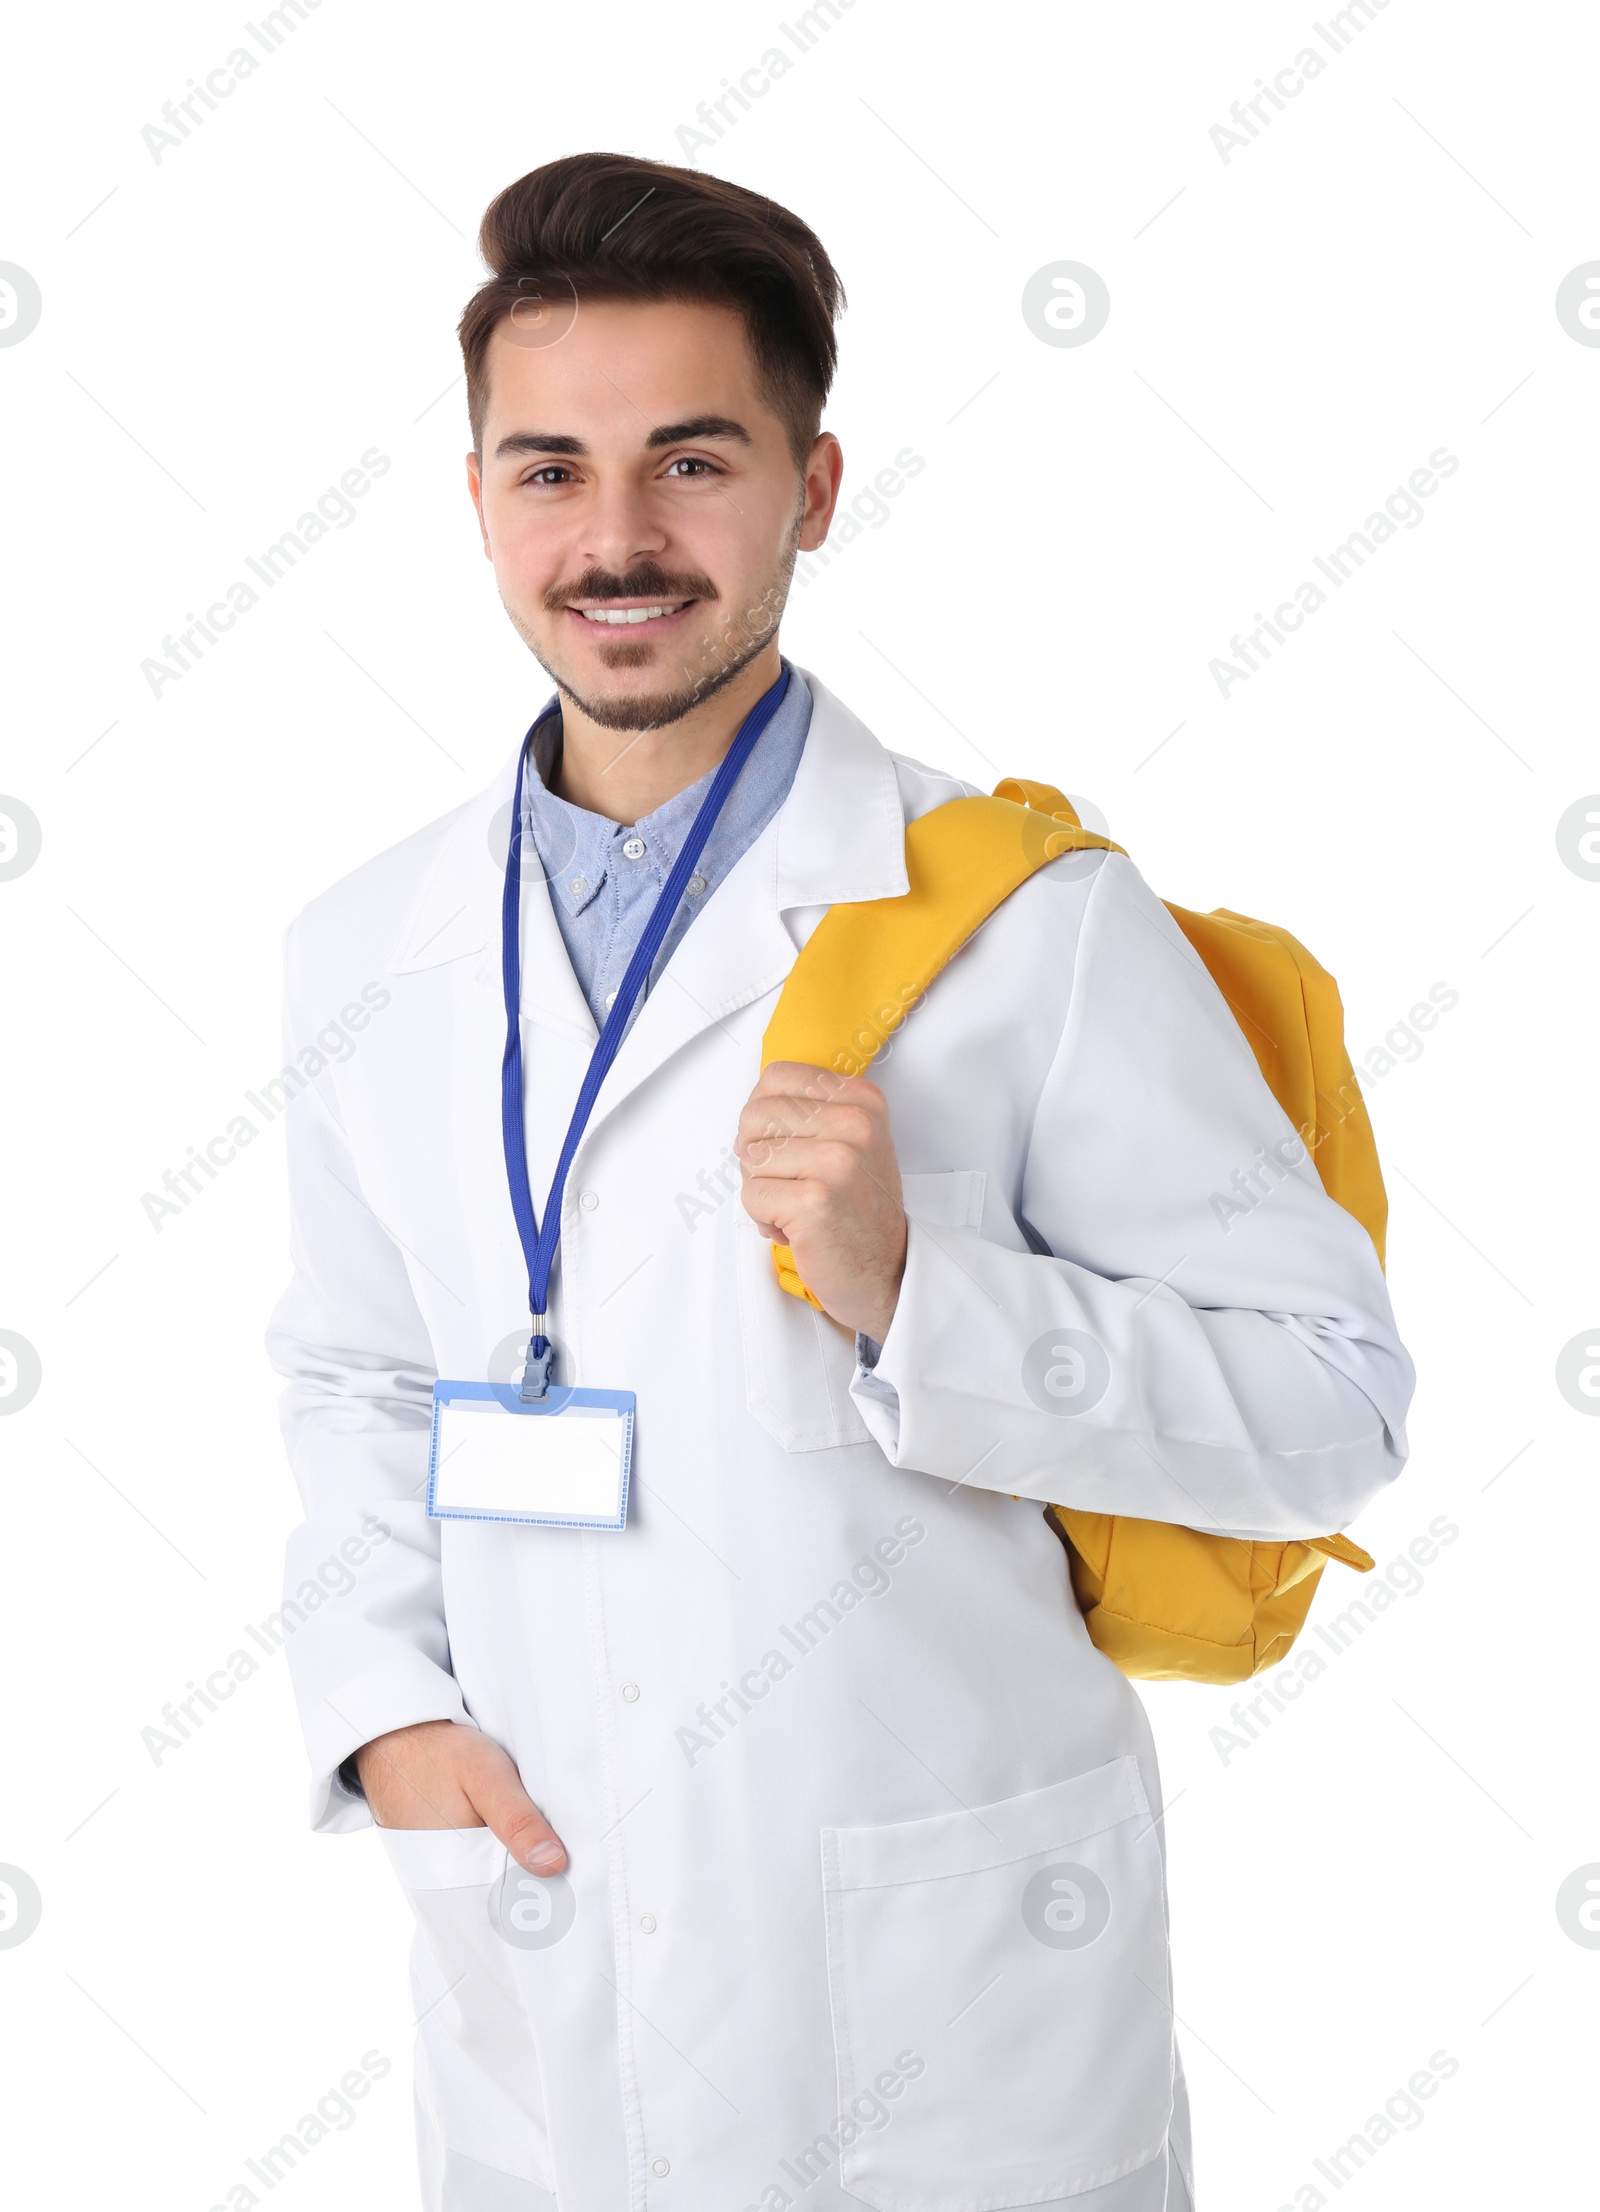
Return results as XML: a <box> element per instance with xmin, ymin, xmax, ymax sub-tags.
<box><xmin>820</xmin><ymin>1756</ymin><xmax>1173</xmax><ymax>2210</ymax></box>
<box><xmin>900</xmin><ymin>1168</ymin><xmax>986</xmax><ymax>1236</ymax></box>
<box><xmin>378</xmin><ymin>1825</ymin><xmax>556</xmax><ymax>2192</ymax></box>
<box><xmin>735</xmin><ymin>1171</ymin><xmax>986</xmax><ymax>1454</ymax></box>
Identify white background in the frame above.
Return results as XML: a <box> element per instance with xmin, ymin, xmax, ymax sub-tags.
<box><xmin>1</xmin><ymin>0</ymin><xmax>1594</xmax><ymax>2204</ymax></box>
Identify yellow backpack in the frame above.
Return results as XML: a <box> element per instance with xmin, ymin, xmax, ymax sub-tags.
<box><xmin>761</xmin><ymin>776</ymin><xmax>1379</xmax><ymax>1685</ymax></box>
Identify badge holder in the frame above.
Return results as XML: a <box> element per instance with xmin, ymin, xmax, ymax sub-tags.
<box><xmin>427</xmin><ymin>1380</ymin><xmax>634</xmax><ymax>1531</ymax></box>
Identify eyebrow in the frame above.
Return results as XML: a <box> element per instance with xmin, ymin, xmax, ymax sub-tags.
<box><xmin>493</xmin><ymin>414</ymin><xmax>753</xmax><ymax>462</ymax></box>
<box><xmin>644</xmin><ymin>415</ymin><xmax>751</xmax><ymax>449</ymax></box>
<box><xmin>495</xmin><ymin>431</ymin><xmax>586</xmax><ymax>459</ymax></box>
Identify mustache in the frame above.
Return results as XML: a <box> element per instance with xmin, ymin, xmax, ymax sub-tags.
<box><xmin>546</xmin><ymin>563</ymin><xmax>719</xmax><ymax>610</ymax></box>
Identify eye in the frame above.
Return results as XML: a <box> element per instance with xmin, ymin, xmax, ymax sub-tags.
<box><xmin>662</xmin><ymin>455</ymin><xmax>719</xmax><ymax>478</ymax></box>
<box><xmin>523</xmin><ymin>464</ymin><xmax>577</xmax><ymax>486</ymax></box>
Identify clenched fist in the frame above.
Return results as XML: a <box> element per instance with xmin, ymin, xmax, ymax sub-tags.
<box><xmin>736</xmin><ymin>1061</ymin><xmax>906</xmax><ymax>1343</ymax></box>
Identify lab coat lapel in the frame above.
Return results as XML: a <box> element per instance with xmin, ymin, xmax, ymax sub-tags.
<box><xmin>384</xmin><ymin>771</ymin><xmax>596</xmax><ymax>1335</ymax></box>
<box><xmin>388</xmin><ymin>759</ymin><xmax>597</xmax><ymax>1049</ymax></box>
<box><xmin>581</xmin><ymin>669</ymin><xmax>911</xmax><ymax>1136</ymax></box>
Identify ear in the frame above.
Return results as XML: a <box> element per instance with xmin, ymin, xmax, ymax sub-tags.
<box><xmin>465</xmin><ymin>450</ymin><xmax>493</xmax><ymax>559</ymax></box>
<box><xmin>798</xmin><ymin>432</ymin><xmax>844</xmax><ymax>552</ymax></box>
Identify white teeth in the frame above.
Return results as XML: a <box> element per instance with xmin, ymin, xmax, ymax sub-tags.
<box><xmin>578</xmin><ymin>603</ymin><xmax>684</xmax><ymax>625</ymax></box>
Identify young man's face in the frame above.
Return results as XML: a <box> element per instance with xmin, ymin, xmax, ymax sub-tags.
<box><xmin>466</xmin><ymin>297</ymin><xmax>841</xmax><ymax>730</ymax></box>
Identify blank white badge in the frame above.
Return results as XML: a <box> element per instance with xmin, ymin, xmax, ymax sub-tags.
<box><xmin>427</xmin><ymin>1382</ymin><xmax>634</xmax><ymax>1530</ymax></box>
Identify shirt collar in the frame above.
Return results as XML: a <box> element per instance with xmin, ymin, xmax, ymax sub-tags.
<box><xmin>385</xmin><ymin>662</ymin><xmax>913</xmax><ymax>989</ymax></box>
<box><xmin>522</xmin><ymin>663</ymin><xmax>812</xmax><ymax>916</ymax></box>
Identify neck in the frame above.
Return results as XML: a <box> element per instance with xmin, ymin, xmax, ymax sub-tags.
<box><xmin>551</xmin><ymin>641</ymin><xmax>783</xmax><ymax>822</ymax></box>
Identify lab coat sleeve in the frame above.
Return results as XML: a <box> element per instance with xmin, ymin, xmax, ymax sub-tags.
<box><xmin>266</xmin><ymin>920</ymin><xmax>469</xmax><ymax>1834</ymax></box>
<box><xmin>848</xmin><ymin>851</ymin><xmax>1415</xmax><ymax>1539</ymax></box>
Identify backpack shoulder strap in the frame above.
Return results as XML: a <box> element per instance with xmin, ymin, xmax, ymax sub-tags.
<box><xmin>991</xmin><ymin>776</ymin><xmax>1084</xmax><ymax>820</ymax></box>
<box><xmin>760</xmin><ymin>781</ymin><xmax>1123</xmax><ymax>1307</ymax></box>
<box><xmin>762</xmin><ymin>783</ymin><xmax>1121</xmax><ymax>1081</ymax></box>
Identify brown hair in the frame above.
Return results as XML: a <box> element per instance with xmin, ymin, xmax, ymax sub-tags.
<box><xmin>458</xmin><ymin>153</ymin><xmax>844</xmax><ymax>467</ymax></box>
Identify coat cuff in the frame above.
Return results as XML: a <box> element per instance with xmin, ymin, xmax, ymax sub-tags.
<box><xmin>850</xmin><ymin>1325</ymin><xmax>900</xmax><ymax>1448</ymax></box>
<box><xmin>290</xmin><ymin>1653</ymin><xmax>472</xmax><ymax>1835</ymax></box>
<box><xmin>852</xmin><ymin>1214</ymin><xmax>996</xmax><ymax>1475</ymax></box>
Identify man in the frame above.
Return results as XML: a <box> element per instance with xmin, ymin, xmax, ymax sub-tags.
<box><xmin>269</xmin><ymin>153</ymin><xmax>1413</xmax><ymax>2212</ymax></box>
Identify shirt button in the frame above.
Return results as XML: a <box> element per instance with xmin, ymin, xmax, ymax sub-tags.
<box><xmin>579</xmin><ymin>1190</ymin><xmax>599</xmax><ymax>1211</ymax></box>
<box><xmin>639</xmin><ymin>1913</ymin><xmax>657</xmax><ymax>1933</ymax></box>
<box><xmin>651</xmin><ymin>2158</ymin><xmax>670</xmax><ymax>2177</ymax></box>
<box><xmin>622</xmin><ymin>836</ymin><xmax>646</xmax><ymax>860</ymax></box>
<box><xmin>604</xmin><ymin>989</ymin><xmax>618</xmax><ymax>1011</ymax></box>
<box><xmin>687</xmin><ymin>873</ymin><xmax>707</xmax><ymax>896</ymax></box>
<box><xmin>569</xmin><ymin>876</ymin><xmax>588</xmax><ymax>897</ymax></box>
<box><xmin>620</xmin><ymin>1681</ymin><xmax>640</xmax><ymax>1702</ymax></box>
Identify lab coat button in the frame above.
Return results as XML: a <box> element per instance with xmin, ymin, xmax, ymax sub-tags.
<box><xmin>620</xmin><ymin>1681</ymin><xmax>640</xmax><ymax>1701</ymax></box>
<box><xmin>639</xmin><ymin>1913</ymin><xmax>657</xmax><ymax>1932</ymax></box>
<box><xmin>579</xmin><ymin>1190</ymin><xmax>599</xmax><ymax>1210</ymax></box>
<box><xmin>651</xmin><ymin>2158</ymin><xmax>670</xmax><ymax>2176</ymax></box>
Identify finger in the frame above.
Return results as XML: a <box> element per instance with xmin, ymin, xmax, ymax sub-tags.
<box><xmin>756</xmin><ymin>1065</ymin><xmax>888</xmax><ymax>1123</ymax></box>
<box><xmin>740</xmin><ymin>1175</ymin><xmax>827</xmax><ymax>1233</ymax></box>
<box><xmin>736</xmin><ymin>1101</ymin><xmax>879</xmax><ymax>1167</ymax></box>
<box><xmin>735</xmin><ymin>1091</ymin><xmax>833</xmax><ymax>1157</ymax></box>
<box><xmin>755</xmin><ymin>1059</ymin><xmax>855</xmax><ymax>1101</ymax></box>
<box><xmin>733</xmin><ymin>1184</ymin><xmax>783</xmax><ymax>1236</ymax></box>
<box><xmin>467</xmin><ymin>1742</ymin><xmax>568</xmax><ymax>1874</ymax></box>
<box><xmin>741</xmin><ymin>1138</ymin><xmax>869</xmax><ymax>1195</ymax></box>
<box><xmin>753</xmin><ymin>1116</ymin><xmax>902</xmax><ymax>1209</ymax></box>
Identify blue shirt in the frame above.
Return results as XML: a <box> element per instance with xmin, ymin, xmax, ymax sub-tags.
<box><xmin>523</xmin><ymin>664</ymin><xmax>812</xmax><ymax>1035</ymax></box>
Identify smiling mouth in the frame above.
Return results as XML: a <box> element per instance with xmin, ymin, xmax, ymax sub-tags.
<box><xmin>569</xmin><ymin>600</ymin><xmax>696</xmax><ymax>627</ymax></box>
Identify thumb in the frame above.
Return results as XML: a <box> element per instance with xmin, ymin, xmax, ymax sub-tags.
<box><xmin>468</xmin><ymin>1742</ymin><xmax>567</xmax><ymax>1876</ymax></box>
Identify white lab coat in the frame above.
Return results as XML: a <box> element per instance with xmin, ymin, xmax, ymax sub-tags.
<box><xmin>268</xmin><ymin>670</ymin><xmax>1411</xmax><ymax>2212</ymax></box>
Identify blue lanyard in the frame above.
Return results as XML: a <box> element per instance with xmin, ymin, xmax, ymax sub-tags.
<box><xmin>501</xmin><ymin>665</ymin><xmax>791</xmax><ymax>1397</ymax></box>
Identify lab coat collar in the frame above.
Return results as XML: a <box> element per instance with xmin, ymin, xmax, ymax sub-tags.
<box><xmin>771</xmin><ymin>668</ymin><xmax>910</xmax><ymax>911</ymax></box>
<box><xmin>385</xmin><ymin>666</ymin><xmax>911</xmax><ymax>1114</ymax></box>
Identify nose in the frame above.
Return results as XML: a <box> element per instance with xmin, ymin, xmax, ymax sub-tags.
<box><xmin>576</xmin><ymin>473</ymin><xmax>672</xmax><ymax>582</ymax></box>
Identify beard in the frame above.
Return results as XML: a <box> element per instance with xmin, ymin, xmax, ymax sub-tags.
<box><xmin>504</xmin><ymin>516</ymin><xmax>802</xmax><ymax>733</ymax></box>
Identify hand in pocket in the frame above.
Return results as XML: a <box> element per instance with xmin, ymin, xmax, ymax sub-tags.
<box><xmin>356</xmin><ymin>1719</ymin><xmax>567</xmax><ymax>1874</ymax></box>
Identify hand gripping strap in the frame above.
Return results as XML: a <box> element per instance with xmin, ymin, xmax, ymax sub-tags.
<box><xmin>759</xmin><ymin>785</ymin><xmax>1123</xmax><ymax>1309</ymax></box>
